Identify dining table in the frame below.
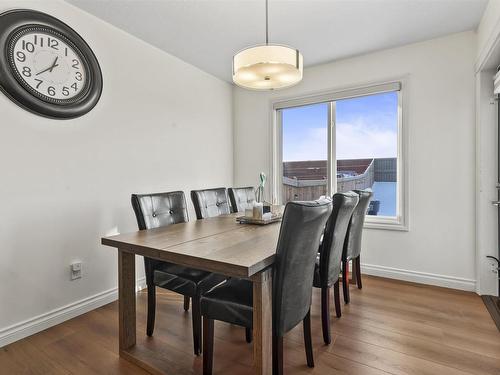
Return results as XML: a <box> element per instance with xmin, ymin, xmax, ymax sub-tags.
<box><xmin>101</xmin><ymin>212</ymin><xmax>282</xmax><ymax>375</ymax></box>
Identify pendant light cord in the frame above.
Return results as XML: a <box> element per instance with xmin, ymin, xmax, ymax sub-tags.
<box><xmin>265</xmin><ymin>0</ymin><xmax>269</xmax><ymax>45</ymax></box>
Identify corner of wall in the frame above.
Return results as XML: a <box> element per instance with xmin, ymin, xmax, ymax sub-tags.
<box><xmin>476</xmin><ymin>0</ymin><xmax>500</xmax><ymax>71</ymax></box>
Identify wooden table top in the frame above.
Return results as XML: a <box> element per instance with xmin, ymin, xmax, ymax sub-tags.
<box><xmin>101</xmin><ymin>213</ymin><xmax>281</xmax><ymax>278</ymax></box>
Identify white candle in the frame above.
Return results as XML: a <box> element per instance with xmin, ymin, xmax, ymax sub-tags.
<box><xmin>253</xmin><ymin>202</ymin><xmax>263</xmax><ymax>219</ymax></box>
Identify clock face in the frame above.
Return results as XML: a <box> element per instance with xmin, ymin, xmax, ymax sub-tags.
<box><xmin>8</xmin><ymin>28</ymin><xmax>87</xmax><ymax>102</ymax></box>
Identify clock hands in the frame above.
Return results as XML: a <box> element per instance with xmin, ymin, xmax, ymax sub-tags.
<box><xmin>48</xmin><ymin>56</ymin><xmax>58</xmax><ymax>72</ymax></box>
<box><xmin>36</xmin><ymin>56</ymin><xmax>59</xmax><ymax>76</ymax></box>
<box><xmin>35</xmin><ymin>66</ymin><xmax>53</xmax><ymax>76</ymax></box>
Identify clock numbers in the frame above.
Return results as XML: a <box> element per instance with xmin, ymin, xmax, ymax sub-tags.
<box><xmin>11</xmin><ymin>31</ymin><xmax>86</xmax><ymax>100</ymax></box>
<box><xmin>22</xmin><ymin>40</ymin><xmax>34</xmax><ymax>53</ymax></box>
<box><xmin>48</xmin><ymin>37</ymin><xmax>58</xmax><ymax>50</ymax></box>
<box><xmin>33</xmin><ymin>34</ymin><xmax>43</xmax><ymax>47</ymax></box>
<box><xmin>16</xmin><ymin>51</ymin><xmax>25</xmax><ymax>62</ymax></box>
<box><xmin>21</xmin><ymin>35</ymin><xmax>76</xmax><ymax>52</ymax></box>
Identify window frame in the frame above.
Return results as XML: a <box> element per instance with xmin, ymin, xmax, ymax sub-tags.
<box><xmin>270</xmin><ymin>78</ymin><xmax>409</xmax><ymax>231</ymax></box>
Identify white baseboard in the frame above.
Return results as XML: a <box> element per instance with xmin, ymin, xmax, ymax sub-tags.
<box><xmin>136</xmin><ymin>275</ymin><xmax>147</xmax><ymax>291</ymax></box>
<box><xmin>0</xmin><ymin>276</ymin><xmax>146</xmax><ymax>348</ymax></box>
<box><xmin>361</xmin><ymin>263</ymin><xmax>476</xmax><ymax>291</ymax></box>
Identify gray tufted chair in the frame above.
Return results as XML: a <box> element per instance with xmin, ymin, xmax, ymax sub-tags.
<box><xmin>131</xmin><ymin>191</ymin><xmax>226</xmax><ymax>355</ymax></box>
<box><xmin>200</xmin><ymin>199</ymin><xmax>333</xmax><ymax>375</ymax></box>
<box><xmin>228</xmin><ymin>187</ymin><xmax>256</xmax><ymax>213</ymax></box>
<box><xmin>313</xmin><ymin>192</ymin><xmax>359</xmax><ymax>345</ymax></box>
<box><xmin>191</xmin><ymin>188</ymin><xmax>231</xmax><ymax>219</ymax></box>
<box><xmin>342</xmin><ymin>188</ymin><xmax>373</xmax><ymax>303</ymax></box>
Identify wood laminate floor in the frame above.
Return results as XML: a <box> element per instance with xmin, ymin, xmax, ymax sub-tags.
<box><xmin>1</xmin><ymin>276</ymin><xmax>499</xmax><ymax>375</ymax></box>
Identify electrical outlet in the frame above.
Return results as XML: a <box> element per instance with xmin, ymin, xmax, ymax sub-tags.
<box><xmin>486</xmin><ymin>256</ymin><xmax>500</xmax><ymax>275</ymax></box>
<box><xmin>70</xmin><ymin>261</ymin><xmax>82</xmax><ymax>280</ymax></box>
<box><xmin>492</xmin><ymin>262</ymin><xmax>499</xmax><ymax>275</ymax></box>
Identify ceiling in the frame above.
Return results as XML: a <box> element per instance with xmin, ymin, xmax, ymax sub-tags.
<box><xmin>68</xmin><ymin>0</ymin><xmax>488</xmax><ymax>82</ymax></box>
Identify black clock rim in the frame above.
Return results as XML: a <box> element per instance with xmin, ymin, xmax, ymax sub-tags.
<box><xmin>0</xmin><ymin>9</ymin><xmax>102</xmax><ymax>119</ymax></box>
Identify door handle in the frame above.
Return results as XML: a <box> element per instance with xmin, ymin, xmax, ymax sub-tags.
<box><xmin>492</xmin><ymin>201</ymin><xmax>500</xmax><ymax>206</ymax></box>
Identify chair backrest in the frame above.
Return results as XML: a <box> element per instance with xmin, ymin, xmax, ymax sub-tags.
<box><xmin>343</xmin><ymin>189</ymin><xmax>373</xmax><ymax>261</ymax></box>
<box><xmin>131</xmin><ymin>191</ymin><xmax>189</xmax><ymax>230</ymax></box>
<box><xmin>272</xmin><ymin>199</ymin><xmax>332</xmax><ymax>336</ymax></box>
<box><xmin>318</xmin><ymin>192</ymin><xmax>359</xmax><ymax>287</ymax></box>
<box><xmin>228</xmin><ymin>187</ymin><xmax>256</xmax><ymax>213</ymax></box>
<box><xmin>190</xmin><ymin>188</ymin><xmax>231</xmax><ymax>220</ymax></box>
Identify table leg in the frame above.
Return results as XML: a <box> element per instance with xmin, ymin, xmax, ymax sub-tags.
<box><xmin>252</xmin><ymin>268</ymin><xmax>273</xmax><ymax>375</ymax></box>
<box><xmin>118</xmin><ymin>249</ymin><xmax>136</xmax><ymax>351</ymax></box>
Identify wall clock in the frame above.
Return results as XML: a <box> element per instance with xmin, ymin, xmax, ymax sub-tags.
<box><xmin>0</xmin><ymin>9</ymin><xmax>102</xmax><ymax>119</ymax></box>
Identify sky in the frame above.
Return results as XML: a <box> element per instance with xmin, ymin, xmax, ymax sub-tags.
<box><xmin>282</xmin><ymin>91</ymin><xmax>398</xmax><ymax>161</ymax></box>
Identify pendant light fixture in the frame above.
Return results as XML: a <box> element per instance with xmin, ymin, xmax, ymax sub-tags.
<box><xmin>232</xmin><ymin>0</ymin><xmax>303</xmax><ymax>90</ymax></box>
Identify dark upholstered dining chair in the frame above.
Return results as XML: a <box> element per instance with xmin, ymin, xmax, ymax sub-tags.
<box><xmin>190</xmin><ymin>187</ymin><xmax>252</xmax><ymax>342</ymax></box>
<box><xmin>131</xmin><ymin>191</ymin><xmax>226</xmax><ymax>355</ymax></box>
<box><xmin>200</xmin><ymin>199</ymin><xmax>333</xmax><ymax>375</ymax></box>
<box><xmin>342</xmin><ymin>189</ymin><xmax>373</xmax><ymax>304</ymax></box>
<box><xmin>313</xmin><ymin>192</ymin><xmax>359</xmax><ymax>345</ymax></box>
<box><xmin>190</xmin><ymin>188</ymin><xmax>231</xmax><ymax>219</ymax></box>
<box><xmin>228</xmin><ymin>187</ymin><xmax>256</xmax><ymax>213</ymax></box>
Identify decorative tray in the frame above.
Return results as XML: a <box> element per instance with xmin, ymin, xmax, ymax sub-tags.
<box><xmin>236</xmin><ymin>214</ymin><xmax>282</xmax><ymax>225</ymax></box>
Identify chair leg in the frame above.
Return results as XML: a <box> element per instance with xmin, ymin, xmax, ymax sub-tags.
<box><xmin>350</xmin><ymin>258</ymin><xmax>358</xmax><ymax>287</ymax></box>
<box><xmin>342</xmin><ymin>260</ymin><xmax>350</xmax><ymax>304</ymax></box>
<box><xmin>146</xmin><ymin>284</ymin><xmax>156</xmax><ymax>337</ymax></box>
<box><xmin>245</xmin><ymin>327</ymin><xmax>253</xmax><ymax>343</ymax></box>
<box><xmin>321</xmin><ymin>286</ymin><xmax>331</xmax><ymax>345</ymax></box>
<box><xmin>303</xmin><ymin>309</ymin><xmax>314</xmax><ymax>368</ymax></box>
<box><xmin>184</xmin><ymin>295</ymin><xmax>190</xmax><ymax>311</ymax></box>
<box><xmin>355</xmin><ymin>256</ymin><xmax>362</xmax><ymax>289</ymax></box>
<box><xmin>333</xmin><ymin>280</ymin><xmax>341</xmax><ymax>318</ymax></box>
<box><xmin>272</xmin><ymin>334</ymin><xmax>283</xmax><ymax>375</ymax></box>
<box><xmin>203</xmin><ymin>317</ymin><xmax>214</xmax><ymax>375</ymax></box>
<box><xmin>192</xmin><ymin>295</ymin><xmax>202</xmax><ymax>355</ymax></box>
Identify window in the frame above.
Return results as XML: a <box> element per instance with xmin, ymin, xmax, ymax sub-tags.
<box><xmin>282</xmin><ymin>103</ymin><xmax>328</xmax><ymax>202</ymax></box>
<box><xmin>273</xmin><ymin>81</ymin><xmax>407</xmax><ymax>230</ymax></box>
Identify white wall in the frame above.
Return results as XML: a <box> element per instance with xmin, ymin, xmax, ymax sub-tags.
<box><xmin>234</xmin><ymin>32</ymin><xmax>477</xmax><ymax>290</ymax></box>
<box><xmin>0</xmin><ymin>0</ymin><xmax>233</xmax><ymax>345</ymax></box>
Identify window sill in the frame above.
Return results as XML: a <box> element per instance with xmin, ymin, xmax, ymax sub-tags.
<box><xmin>364</xmin><ymin>216</ymin><xmax>408</xmax><ymax>231</ymax></box>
